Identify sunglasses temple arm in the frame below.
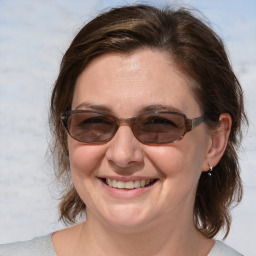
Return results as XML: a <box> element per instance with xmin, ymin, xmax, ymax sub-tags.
<box><xmin>191</xmin><ymin>115</ymin><xmax>207</xmax><ymax>129</ymax></box>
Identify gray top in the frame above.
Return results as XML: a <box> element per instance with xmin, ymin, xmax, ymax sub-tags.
<box><xmin>0</xmin><ymin>234</ymin><xmax>243</xmax><ymax>256</ymax></box>
<box><xmin>208</xmin><ymin>241</ymin><xmax>243</xmax><ymax>256</ymax></box>
<box><xmin>0</xmin><ymin>234</ymin><xmax>56</xmax><ymax>256</ymax></box>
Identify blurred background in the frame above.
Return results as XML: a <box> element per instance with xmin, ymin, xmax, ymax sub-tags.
<box><xmin>0</xmin><ymin>0</ymin><xmax>255</xmax><ymax>255</ymax></box>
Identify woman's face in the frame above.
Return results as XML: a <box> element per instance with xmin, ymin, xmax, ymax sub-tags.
<box><xmin>69</xmin><ymin>49</ymin><xmax>212</xmax><ymax>231</ymax></box>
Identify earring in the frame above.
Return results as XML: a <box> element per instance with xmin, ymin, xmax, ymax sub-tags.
<box><xmin>208</xmin><ymin>164</ymin><xmax>213</xmax><ymax>176</ymax></box>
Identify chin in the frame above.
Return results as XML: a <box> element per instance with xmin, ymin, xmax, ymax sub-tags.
<box><xmin>95</xmin><ymin>204</ymin><xmax>156</xmax><ymax>232</ymax></box>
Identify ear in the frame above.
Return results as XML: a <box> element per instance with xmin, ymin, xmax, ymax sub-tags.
<box><xmin>202</xmin><ymin>113</ymin><xmax>232</xmax><ymax>172</ymax></box>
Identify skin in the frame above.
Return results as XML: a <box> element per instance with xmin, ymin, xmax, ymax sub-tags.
<box><xmin>52</xmin><ymin>49</ymin><xmax>231</xmax><ymax>256</ymax></box>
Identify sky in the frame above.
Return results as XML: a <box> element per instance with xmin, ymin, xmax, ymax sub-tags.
<box><xmin>0</xmin><ymin>0</ymin><xmax>255</xmax><ymax>255</ymax></box>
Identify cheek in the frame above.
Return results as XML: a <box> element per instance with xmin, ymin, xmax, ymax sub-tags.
<box><xmin>68</xmin><ymin>139</ymin><xmax>106</xmax><ymax>178</ymax></box>
<box><xmin>145</xmin><ymin>139</ymin><xmax>207</xmax><ymax>180</ymax></box>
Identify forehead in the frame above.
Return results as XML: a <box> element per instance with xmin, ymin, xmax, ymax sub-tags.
<box><xmin>72</xmin><ymin>49</ymin><xmax>201</xmax><ymax>117</ymax></box>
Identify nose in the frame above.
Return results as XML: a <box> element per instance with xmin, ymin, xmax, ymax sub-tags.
<box><xmin>105</xmin><ymin>125</ymin><xmax>144</xmax><ymax>172</ymax></box>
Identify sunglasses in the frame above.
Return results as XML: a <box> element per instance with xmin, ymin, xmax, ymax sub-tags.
<box><xmin>61</xmin><ymin>110</ymin><xmax>206</xmax><ymax>145</ymax></box>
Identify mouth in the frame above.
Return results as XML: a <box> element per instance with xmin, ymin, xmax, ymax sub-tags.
<box><xmin>100</xmin><ymin>178</ymin><xmax>159</xmax><ymax>190</ymax></box>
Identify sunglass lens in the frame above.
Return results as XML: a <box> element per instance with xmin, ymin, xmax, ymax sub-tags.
<box><xmin>134</xmin><ymin>113</ymin><xmax>185</xmax><ymax>143</ymax></box>
<box><xmin>68</xmin><ymin>112</ymin><xmax>116</xmax><ymax>143</ymax></box>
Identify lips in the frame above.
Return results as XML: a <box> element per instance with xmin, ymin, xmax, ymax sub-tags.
<box><xmin>98</xmin><ymin>176</ymin><xmax>159</xmax><ymax>198</ymax></box>
<box><xmin>100</xmin><ymin>178</ymin><xmax>158</xmax><ymax>190</ymax></box>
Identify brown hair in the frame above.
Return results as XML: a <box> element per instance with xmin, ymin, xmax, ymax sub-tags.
<box><xmin>50</xmin><ymin>4</ymin><xmax>247</xmax><ymax>238</ymax></box>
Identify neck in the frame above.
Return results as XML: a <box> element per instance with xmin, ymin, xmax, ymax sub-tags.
<box><xmin>76</xmin><ymin>210</ymin><xmax>212</xmax><ymax>256</ymax></box>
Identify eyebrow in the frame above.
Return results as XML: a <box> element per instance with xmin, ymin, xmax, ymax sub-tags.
<box><xmin>75</xmin><ymin>102</ymin><xmax>183</xmax><ymax>114</ymax></box>
<box><xmin>75</xmin><ymin>102</ymin><xmax>113</xmax><ymax>112</ymax></box>
<box><xmin>139</xmin><ymin>104</ymin><xmax>183</xmax><ymax>114</ymax></box>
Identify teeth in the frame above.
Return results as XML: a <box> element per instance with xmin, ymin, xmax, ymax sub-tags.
<box><xmin>107</xmin><ymin>179</ymin><xmax>112</xmax><ymax>186</ymax></box>
<box><xmin>125</xmin><ymin>181</ymin><xmax>134</xmax><ymax>189</ymax></box>
<box><xmin>117</xmin><ymin>180</ymin><xmax>125</xmax><ymax>189</ymax></box>
<box><xmin>105</xmin><ymin>179</ymin><xmax>155</xmax><ymax>189</ymax></box>
<box><xmin>112</xmin><ymin>179</ymin><xmax>118</xmax><ymax>187</ymax></box>
<box><xmin>134</xmin><ymin>180</ymin><xmax>141</xmax><ymax>188</ymax></box>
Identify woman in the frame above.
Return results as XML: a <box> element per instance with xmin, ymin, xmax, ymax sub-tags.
<box><xmin>0</xmin><ymin>4</ymin><xmax>247</xmax><ymax>256</ymax></box>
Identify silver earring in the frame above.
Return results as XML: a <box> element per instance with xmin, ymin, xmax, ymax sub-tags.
<box><xmin>208</xmin><ymin>164</ymin><xmax>213</xmax><ymax>176</ymax></box>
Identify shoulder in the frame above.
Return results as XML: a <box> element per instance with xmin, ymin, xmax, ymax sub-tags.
<box><xmin>0</xmin><ymin>234</ymin><xmax>56</xmax><ymax>256</ymax></box>
<box><xmin>208</xmin><ymin>240</ymin><xmax>244</xmax><ymax>256</ymax></box>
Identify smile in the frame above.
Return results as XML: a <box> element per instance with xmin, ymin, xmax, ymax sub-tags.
<box><xmin>103</xmin><ymin>178</ymin><xmax>158</xmax><ymax>189</ymax></box>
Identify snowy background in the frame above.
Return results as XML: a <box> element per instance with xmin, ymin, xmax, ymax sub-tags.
<box><xmin>0</xmin><ymin>0</ymin><xmax>255</xmax><ymax>255</ymax></box>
